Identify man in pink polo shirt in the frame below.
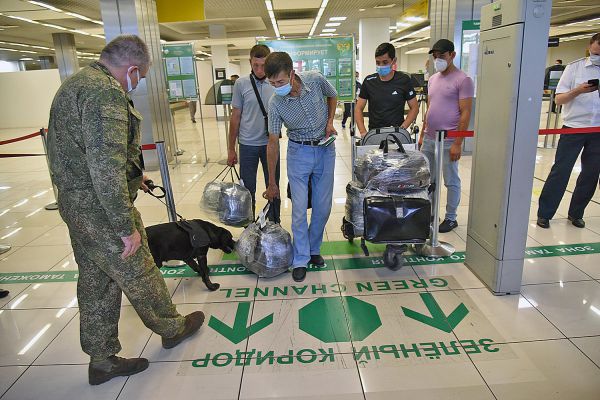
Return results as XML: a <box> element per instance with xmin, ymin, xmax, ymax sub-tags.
<box><xmin>419</xmin><ymin>39</ymin><xmax>474</xmax><ymax>233</ymax></box>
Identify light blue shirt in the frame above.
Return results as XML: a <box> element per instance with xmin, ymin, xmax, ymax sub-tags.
<box><xmin>268</xmin><ymin>71</ymin><xmax>337</xmax><ymax>141</ymax></box>
<box><xmin>232</xmin><ymin>74</ymin><xmax>275</xmax><ymax>146</ymax></box>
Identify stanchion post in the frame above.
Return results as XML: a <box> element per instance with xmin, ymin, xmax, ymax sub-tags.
<box><xmin>543</xmin><ymin>90</ymin><xmax>554</xmax><ymax>148</ymax></box>
<box><xmin>552</xmin><ymin>103</ymin><xmax>561</xmax><ymax>147</ymax></box>
<box><xmin>156</xmin><ymin>141</ymin><xmax>178</xmax><ymax>222</ymax></box>
<box><xmin>419</xmin><ymin>130</ymin><xmax>455</xmax><ymax>257</ymax></box>
<box><xmin>39</xmin><ymin>128</ymin><xmax>59</xmax><ymax>211</ymax></box>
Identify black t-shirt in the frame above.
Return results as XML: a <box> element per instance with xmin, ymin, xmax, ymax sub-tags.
<box><xmin>359</xmin><ymin>71</ymin><xmax>416</xmax><ymax>130</ymax></box>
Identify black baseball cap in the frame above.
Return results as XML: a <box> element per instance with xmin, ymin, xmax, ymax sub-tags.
<box><xmin>429</xmin><ymin>39</ymin><xmax>454</xmax><ymax>54</ymax></box>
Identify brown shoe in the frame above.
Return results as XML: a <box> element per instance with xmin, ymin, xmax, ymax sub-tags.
<box><xmin>88</xmin><ymin>355</ymin><xmax>149</xmax><ymax>385</ymax></box>
<box><xmin>162</xmin><ymin>311</ymin><xmax>205</xmax><ymax>349</ymax></box>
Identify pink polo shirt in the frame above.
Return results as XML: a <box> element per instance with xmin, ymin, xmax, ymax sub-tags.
<box><xmin>425</xmin><ymin>68</ymin><xmax>474</xmax><ymax>139</ymax></box>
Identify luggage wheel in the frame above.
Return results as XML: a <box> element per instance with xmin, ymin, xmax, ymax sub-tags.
<box><xmin>384</xmin><ymin>245</ymin><xmax>405</xmax><ymax>271</ymax></box>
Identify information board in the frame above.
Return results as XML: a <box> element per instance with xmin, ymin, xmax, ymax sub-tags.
<box><xmin>259</xmin><ymin>36</ymin><xmax>356</xmax><ymax>102</ymax></box>
<box><xmin>162</xmin><ymin>43</ymin><xmax>198</xmax><ymax>101</ymax></box>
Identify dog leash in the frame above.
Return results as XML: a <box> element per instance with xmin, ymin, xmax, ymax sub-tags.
<box><xmin>143</xmin><ymin>179</ymin><xmax>185</xmax><ymax>221</ymax></box>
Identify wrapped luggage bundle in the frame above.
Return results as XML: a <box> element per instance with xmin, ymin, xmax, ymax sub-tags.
<box><xmin>236</xmin><ymin>205</ymin><xmax>293</xmax><ymax>278</ymax></box>
<box><xmin>201</xmin><ymin>166</ymin><xmax>253</xmax><ymax>227</ymax></box>
<box><xmin>354</xmin><ymin>149</ymin><xmax>430</xmax><ymax>192</ymax></box>
<box><xmin>345</xmin><ymin>181</ymin><xmax>380</xmax><ymax>236</ymax></box>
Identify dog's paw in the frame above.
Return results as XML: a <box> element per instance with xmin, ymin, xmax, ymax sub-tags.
<box><xmin>207</xmin><ymin>282</ymin><xmax>220</xmax><ymax>291</ymax></box>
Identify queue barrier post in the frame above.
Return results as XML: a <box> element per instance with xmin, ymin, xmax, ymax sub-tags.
<box><xmin>39</xmin><ymin>128</ymin><xmax>59</xmax><ymax>211</ymax></box>
<box><xmin>155</xmin><ymin>141</ymin><xmax>178</xmax><ymax>222</ymax></box>
<box><xmin>419</xmin><ymin>130</ymin><xmax>456</xmax><ymax>257</ymax></box>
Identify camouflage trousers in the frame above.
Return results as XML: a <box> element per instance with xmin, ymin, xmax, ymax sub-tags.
<box><xmin>59</xmin><ymin>199</ymin><xmax>185</xmax><ymax>362</ymax></box>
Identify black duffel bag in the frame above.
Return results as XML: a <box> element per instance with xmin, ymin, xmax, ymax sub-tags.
<box><xmin>363</xmin><ymin>195</ymin><xmax>431</xmax><ymax>243</ymax></box>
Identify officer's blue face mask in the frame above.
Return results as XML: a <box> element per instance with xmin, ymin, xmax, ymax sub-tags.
<box><xmin>376</xmin><ymin>64</ymin><xmax>392</xmax><ymax>77</ymax></box>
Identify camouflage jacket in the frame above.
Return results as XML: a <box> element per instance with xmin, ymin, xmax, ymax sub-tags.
<box><xmin>47</xmin><ymin>61</ymin><xmax>144</xmax><ymax>238</ymax></box>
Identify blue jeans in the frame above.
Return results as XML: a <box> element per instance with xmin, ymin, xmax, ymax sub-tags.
<box><xmin>421</xmin><ymin>138</ymin><xmax>461</xmax><ymax>221</ymax></box>
<box><xmin>239</xmin><ymin>143</ymin><xmax>280</xmax><ymax>223</ymax></box>
<box><xmin>287</xmin><ymin>141</ymin><xmax>336</xmax><ymax>267</ymax></box>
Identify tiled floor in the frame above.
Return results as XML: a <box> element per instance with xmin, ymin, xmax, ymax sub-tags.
<box><xmin>1</xmin><ymin>106</ymin><xmax>600</xmax><ymax>399</ymax></box>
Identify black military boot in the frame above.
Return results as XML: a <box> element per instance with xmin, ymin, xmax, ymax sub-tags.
<box><xmin>88</xmin><ymin>355</ymin><xmax>149</xmax><ymax>385</ymax></box>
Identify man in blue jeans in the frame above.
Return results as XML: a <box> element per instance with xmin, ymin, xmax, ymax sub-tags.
<box><xmin>263</xmin><ymin>52</ymin><xmax>337</xmax><ymax>282</ymax></box>
<box><xmin>228</xmin><ymin>45</ymin><xmax>280</xmax><ymax>222</ymax></box>
<box><xmin>419</xmin><ymin>39</ymin><xmax>474</xmax><ymax>233</ymax></box>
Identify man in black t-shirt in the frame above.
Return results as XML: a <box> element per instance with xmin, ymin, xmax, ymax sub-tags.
<box><xmin>355</xmin><ymin>42</ymin><xmax>419</xmax><ymax>135</ymax></box>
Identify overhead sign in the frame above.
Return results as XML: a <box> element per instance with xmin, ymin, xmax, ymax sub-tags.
<box><xmin>156</xmin><ymin>0</ymin><xmax>205</xmax><ymax>22</ymax></box>
<box><xmin>548</xmin><ymin>37</ymin><xmax>560</xmax><ymax>47</ymax></box>
<box><xmin>259</xmin><ymin>36</ymin><xmax>356</xmax><ymax>102</ymax></box>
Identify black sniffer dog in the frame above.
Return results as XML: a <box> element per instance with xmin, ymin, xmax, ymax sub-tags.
<box><xmin>146</xmin><ymin>219</ymin><xmax>235</xmax><ymax>291</ymax></box>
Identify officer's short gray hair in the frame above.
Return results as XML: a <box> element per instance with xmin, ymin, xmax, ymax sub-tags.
<box><xmin>100</xmin><ymin>35</ymin><xmax>151</xmax><ymax>70</ymax></box>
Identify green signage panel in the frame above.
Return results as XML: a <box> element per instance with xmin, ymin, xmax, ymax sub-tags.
<box><xmin>259</xmin><ymin>36</ymin><xmax>356</xmax><ymax>102</ymax></box>
<box><xmin>162</xmin><ymin>43</ymin><xmax>198</xmax><ymax>101</ymax></box>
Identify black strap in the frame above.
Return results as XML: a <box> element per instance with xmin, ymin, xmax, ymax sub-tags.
<box><xmin>250</xmin><ymin>74</ymin><xmax>268</xmax><ymax>136</ymax></box>
<box><xmin>380</xmin><ymin>133</ymin><xmax>406</xmax><ymax>154</ymax></box>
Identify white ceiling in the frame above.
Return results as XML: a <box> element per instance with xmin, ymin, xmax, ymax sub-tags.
<box><xmin>0</xmin><ymin>0</ymin><xmax>598</xmax><ymax>66</ymax></box>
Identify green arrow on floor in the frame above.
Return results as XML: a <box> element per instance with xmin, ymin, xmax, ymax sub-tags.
<box><xmin>208</xmin><ymin>302</ymin><xmax>273</xmax><ymax>344</ymax></box>
<box><xmin>401</xmin><ymin>293</ymin><xmax>469</xmax><ymax>333</ymax></box>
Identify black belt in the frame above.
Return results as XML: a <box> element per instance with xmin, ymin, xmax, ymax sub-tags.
<box><xmin>290</xmin><ymin>139</ymin><xmax>321</xmax><ymax>146</ymax></box>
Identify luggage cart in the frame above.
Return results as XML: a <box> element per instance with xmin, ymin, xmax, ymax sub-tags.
<box><xmin>341</xmin><ymin>127</ymin><xmax>431</xmax><ymax>270</ymax></box>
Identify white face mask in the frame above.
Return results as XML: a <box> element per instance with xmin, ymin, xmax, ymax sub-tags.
<box><xmin>590</xmin><ymin>54</ymin><xmax>600</xmax><ymax>66</ymax></box>
<box><xmin>126</xmin><ymin>66</ymin><xmax>141</xmax><ymax>93</ymax></box>
<box><xmin>434</xmin><ymin>58</ymin><xmax>448</xmax><ymax>72</ymax></box>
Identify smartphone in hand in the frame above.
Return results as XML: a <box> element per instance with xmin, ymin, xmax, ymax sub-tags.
<box><xmin>588</xmin><ymin>78</ymin><xmax>599</xmax><ymax>87</ymax></box>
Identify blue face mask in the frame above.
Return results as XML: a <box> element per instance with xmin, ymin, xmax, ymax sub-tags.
<box><xmin>376</xmin><ymin>65</ymin><xmax>392</xmax><ymax>77</ymax></box>
<box><xmin>274</xmin><ymin>82</ymin><xmax>291</xmax><ymax>96</ymax></box>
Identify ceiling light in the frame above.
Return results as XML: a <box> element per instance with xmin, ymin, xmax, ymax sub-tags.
<box><xmin>91</xmin><ymin>34</ymin><xmax>105</xmax><ymax>39</ymax></box>
<box><xmin>391</xmin><ymin>25</ymin><xmax>430</xmax><ymax>43</ymax></box>
<box><xmin>71</xmin><ymin>29</ymin><xmax>91</xmax><ymax>36</ymax></box>
<box><xmin>19</xmin><ymin>57</ymin><xmax>34</xmax><ymax>61</ymax></box>
<box><xmin>4</xmin><ymin>15</ymin><xmax>40</xmax><ymax>24</ymax></box>
<box><xmin>28</xmin><ymin>1</ymin><xmax>62</xmax><ymax>12</ymax></box>
<box><xmin>309</xmin><ymin>0</ymin><xmax>330</xmax><ymax>37</ymax></box>
<box><xmin>374</xmin><ymin>3</ymin><xmax>396</xmax><ymax>9</ymax></box>
<box><xmin>265</xmin><ymin>1</ymin><xmax>273</xmax><ymax>11</ymax></box>
<box><xmin>396</xmin><ymin>22</ymin><xmax>410</xmax><ymax>27</ymax></box>
<box><xmin>322</xmin><ymin>28</ymin><xmax>336</xmax><ymax>32</ymax></box>
<box><xmin>319</xmin><ymin>33</ymin><xmax>337</xmax><ymax>36</ymax></box>
<box><xmin>329</xmin><ymin>17</ymin><xmax>347</xmax><ymax>21</ymax></box>
<box><xmin>325</xmin><ymin>22</ymin><xmax>341</xmax><ymax>27</ymax></box>
<box><xmin>405</xmin><ymin>16</ymin><xmax>425</xmax><ymax>22</ymax></box>
<box><xmin>42</xmin><ymin>23</ymin><xmax>69</xmax><ymax>31</ymax></box>
<box><xmin>64</xmin><ymin>12</ymin><xmax>103</xmax><ymax>25</ymax></box>
<box><xmin>359</xmin><ymin>8</ymin><xmax>366</xmax><ymax>11</ymax></box>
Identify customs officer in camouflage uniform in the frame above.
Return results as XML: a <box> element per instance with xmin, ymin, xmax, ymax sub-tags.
<box><xmin>47</xmin><ymin>35</ymin><xmax>205</xmax><ymax>385</ymax></box>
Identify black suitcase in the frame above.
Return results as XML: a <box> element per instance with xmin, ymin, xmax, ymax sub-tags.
<box><xmin>363</xmin><ymin>196</ymin><xmax>431</xmax><ymax>243</ymax></box>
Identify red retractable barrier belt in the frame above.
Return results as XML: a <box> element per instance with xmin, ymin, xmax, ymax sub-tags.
<box><xmin>446</xmin><ymin>126</ymin><xmax>600</xmax><ymax>138</ymax></box>
<box><xmin>0</xmin><ymin>129</ymin><xmax>48</xmax><ymax>158</ymax></box>
<box><xmin>141</xmin><ymin>143</ymin><xmax>157</xmax><ymax>150</ymax></box>
<box><xmin>0</xmin><ymin>131</ymin><xmax>44</xmax><ymax>146</ymax></box>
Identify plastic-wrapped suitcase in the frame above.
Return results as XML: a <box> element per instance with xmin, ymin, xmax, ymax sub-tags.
<box><xmin>342</xmin><ymin>131</ymin><xmax>432</xmax><ymax>270</ymax></box>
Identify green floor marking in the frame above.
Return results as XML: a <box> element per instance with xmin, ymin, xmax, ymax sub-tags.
<box><xmin>208</xmin><ymin>301</ymin><xmax>273</xmax><ymax>344</ymax></box>
<box><xmin>299</xmin><ymin>296</ymin><xmax>381</xmax><ymax>342</ymax></box>
<box><xmin>402</xmin><ymin>292</ymin><xmax>469</xmax><ymax>333</ymax></box>
<box><xmin>221</xmin><ymin>240</ymin><xmax>387</xmax><ymax>260</ymax></box>
<box><xmin>1</xmin><ymin>241</ymin><xmax>599</xmax><ymax>284</ymax></box>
